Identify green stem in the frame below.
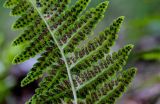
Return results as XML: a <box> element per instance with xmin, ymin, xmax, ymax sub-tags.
<box><xmin>28</xmin><ymin>0</ymin><xmax>77</xmax><ymax>103</ymax></box>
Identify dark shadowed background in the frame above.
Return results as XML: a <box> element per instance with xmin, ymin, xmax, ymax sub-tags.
<box><xmin>0</xmin><ymin>0</ymin><xmax>160</xmax><ymax>104</ymax></box>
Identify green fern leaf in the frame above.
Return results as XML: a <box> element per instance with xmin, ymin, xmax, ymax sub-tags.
<box><xmin>12</xmin><ymin>0</ymin><xmax>91</xmax><ymax>64</ymax></box>
<box><xmin>4</xmin><ymin>0</ymin><xmax>137</xmax><ymax>104</ymax></box>
<box><xmin>10</xmin><ymin>0</ymin><xmax>31</xmax><ymax>16</ymax></box>
<box><xmin>3</xmin><ymin>0</ymin><xmax>20</xmax><ymax>8</ymax></box>
<box><xmin>95</xmin><ymin>68</ymin><xmax>137</xmax><ymax>104</ymax></box>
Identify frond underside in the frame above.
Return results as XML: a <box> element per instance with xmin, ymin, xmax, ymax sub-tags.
<box><xmin>4</xmin><ymin>0</ymin><xmax>137</xmax><ymax>104</ymax></box>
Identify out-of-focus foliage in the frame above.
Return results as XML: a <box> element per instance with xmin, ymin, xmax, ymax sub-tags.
<box><xmin>138</xmin><ymin>48</ymin><xmax>160</xmax><ymax>61</ymax></box>
<box><xmin>0</xmin><ymin>0</ymin><xmax>23</xmax><ymax>103</ymax></box>
<box><xmin>108</xmin><ymin>0</ymin><xmax>160</xmax><ymax>62</ymax></box>
<box><xmin>109</xmin><ymin>0</ymin><xmax>160</xmax><ymax>43</ymax></box>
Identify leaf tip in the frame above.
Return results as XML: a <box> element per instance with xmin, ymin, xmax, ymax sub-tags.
<box><xmin>12</xmin><ymin>55</ymin><xmax>21</xmax><ymax>64</ymax></box>
<box><xmin>119</xmin><ymin>16</ymin><xmax>125</xmax><ymax>20</ymax></box>
<box><xmin>11</xmin><ymin>41</ymin><xmax>17</xmax><ymax>46</ymax></box>
<box><xmin>127</xmin><ymin>44</ymin><xmax>134</xmax><ymax>49</ymax></box>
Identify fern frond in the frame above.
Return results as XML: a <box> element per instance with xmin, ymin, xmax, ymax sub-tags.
<box><xmin>12</xmin><ymin>34</ymin><xmax>54</xmax><ymax>64</ymax></box>
<box><xmin>79</xmin><ymin>67</ymin><xmax>136</xmax><ymax>104</ymax></box>
<box><xmin>74</xmin><ymin>44</ymin><xmax>133</xmax><ymax>86</ymax></box>
<box><xmin>10</xmin><ymin>0</ymin><xmax>31</xmax><ymax>16</ymax></box>
<box><xmin>20</xmin><ymin>46</ymin><xmax>61</xmax><ymax>86</ymax></box>
<box><xmin>95</xmin><ymin>68</ymin><xmax>137</xmax><ymax>104</ymax></box>
<box><xmin>12</xmin><ymin>0</ymin><xmax>71</xmax><ymax>45</ymax></box>
<box><xmin>15</xmin><ymin>0</ymin><xmax>92</xmax><ymax>87</ymax></box>
<box><xmin>69</xmin><ymin>17</ymin><xmax>124</xmax><ymax>73</ymax></box>
<box><xmin>63</xmin><ymin>1</ymin><xmax>109</xmax><ymax>54</ymax></box>
<box><xmin>3</xmin><ymin>0</ymin><xmax>20</xmax><ymax>8</ymax></box>
<box><xmin>5</xmin><ymin>0</ymin><xmax>137</xmax><ymax>104</ymax></box>
<box><xmin>27</xmin><ymin>44</ymin><xmax>133</xmax><ymax>103</ymax></box>
<box><xmin>26</xmin><ymin>66</ymin><xmax>67</xmax><ymax>104</ymax></box>
<box><xmin>12</xmin><ymin>0</ymin><xmax>91</xmax><ymax>64</ymax></box>
<box><xmin>76</xmin><ymin>52</ymin><xmax>129</xmax><ymax>92</ymax></box>
<box><xmin>12</xmin><ymin>8</ymin><xmax>39</xmax><ymax>29</ymax></box>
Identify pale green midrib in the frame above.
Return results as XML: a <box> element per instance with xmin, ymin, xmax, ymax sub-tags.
<box><xmin>28</xmin><ymin>0</ymin><xmax>77</xmax><ymax>104</ymax></box>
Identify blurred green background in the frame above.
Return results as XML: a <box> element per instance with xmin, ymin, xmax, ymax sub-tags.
<box><xmin>0</xmin><ymin>0</ymin><xmax>160</xmax><ymax>104</ymax></box>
